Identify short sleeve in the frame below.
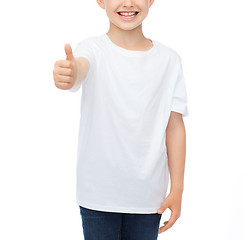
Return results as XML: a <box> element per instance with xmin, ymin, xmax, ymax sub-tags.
<box><xmin>171</xmin><ymin>57</ymin><xmax>189</xmax><ymax>117</ymax></box>
<box><xmin>68</xmin><ymin>38</ymin><xmax>94</xmax><ymax>92</ymax></box>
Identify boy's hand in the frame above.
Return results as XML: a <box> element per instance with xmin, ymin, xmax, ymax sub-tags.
<box><xmin>157</xmin><ymin>191</ymin><xmax>182</xmax><ymax>234</ymax></box>
<box><xmin>53</xmin><ymin>43</ymin><xmax>78</xmax><ymax>90</ymax></box>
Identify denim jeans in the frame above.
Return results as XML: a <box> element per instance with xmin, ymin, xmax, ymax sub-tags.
<box><xmin>79</xmin><ymin>205</ymin><xmax>162</xmax><ymax>240</ymax></box>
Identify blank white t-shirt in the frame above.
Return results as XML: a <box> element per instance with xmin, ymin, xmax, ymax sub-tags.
<box><xmin>68</xmin><ymin>33</ymin><xmax>189</xmax><ymax>214</ymax></box>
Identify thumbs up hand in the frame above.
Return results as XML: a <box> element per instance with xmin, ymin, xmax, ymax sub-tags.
<box><xmin>53</xmin><ymin>43</ymin><xmax>78</xmax><ymax>90</ymax></box>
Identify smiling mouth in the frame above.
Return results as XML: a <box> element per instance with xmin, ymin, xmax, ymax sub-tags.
<box><xmin>117</xmin><ymin>11</ymin><xmax>139</xmax><ymax>16</ymax></box>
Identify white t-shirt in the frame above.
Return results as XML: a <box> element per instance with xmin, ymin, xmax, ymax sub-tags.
<box><xmin>68</xmin><ymin>33</ymin><xmax>189</xmax><ymax>214</ymax></box>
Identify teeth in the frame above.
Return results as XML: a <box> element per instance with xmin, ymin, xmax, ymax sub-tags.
<box><xmin>120</xmin><ymin>12</ymin><xmax>137</xmax><ymax>16</ymax></box>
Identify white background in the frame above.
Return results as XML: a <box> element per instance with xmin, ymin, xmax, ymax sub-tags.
<box><xmin>1</xmin><ymin>0</ymin><xmax>251</xmax><ymax>239</ymax></box>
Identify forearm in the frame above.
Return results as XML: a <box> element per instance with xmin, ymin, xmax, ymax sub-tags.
<box><xmin>75</xmin><ymin>57</ymin><xmax>90</xmax><ymax>86</ymax></box>
<box><xmin>166</xmin><ymin>121</ymin><xmax>186</xmax><ymax>194</ymax></box>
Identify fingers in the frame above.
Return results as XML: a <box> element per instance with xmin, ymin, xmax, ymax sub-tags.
<box><xmin>56</xmin><ymin>74</ymin><xmax>72</xmax><ymax>83</ymax></box>
<box><xmin>54</xmin><ymin>65</ymin><xmax>73</xmax><ymax>77</ymax></box>
<box><xmin>55</xmin><ymin>60</ymin><xmax>72</xmax><ymax>68</ymax></box>
<box><xmin>53</xmin><ymin>61</ymin><xmax>75</xmax><ymax>90</ymax></box>
<box><xmin>158</xmin><ymin>211</ymin><xmax>180</xmax><ymax>234</ymax></box>
<box><xmin>53</xmin><ymin>43</ymin><xmax>77</xmax><ymax>90</ymax></box>
<box><xmin>55</xmin><ymin>81</ymin><xmax>72</xmax><ymax>90</ymax></box>
<box><xmin>53</xmin><ymin>64</ymin><xmax>74</xmax><ymax>83</ymax></box>
<box><xmin>65</xmin><ymin>43</ymin><xmax>74</xmax><ymax>61</ymax></box>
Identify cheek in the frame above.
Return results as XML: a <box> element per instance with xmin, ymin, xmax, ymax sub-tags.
<box><xmin>138</xmin><ymin>9</ymin><xmax>149</xmax><ymax>19</ymax></box>
<box><xmin>106</xmin><ymin>9</ymin><xmax>116</xmax><ymax>19</ymax></box>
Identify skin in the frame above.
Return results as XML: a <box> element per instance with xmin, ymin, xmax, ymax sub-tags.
<box><xmin>97</xmin><ymin>0</ymin><xmax>155</xmax><ymax>51</ymax></box>
<box><xmin>53</xmin><ymin>0</ymin><xmax>187</xmax><ymax>235</ymax></box>
<box><xmin>53</xmin><ymin>44</ymin><xmax>81</xmax><ymax>90</ymax></box>
<box><xmin>157</xmin><ymin>111</ymin><xmax>186</xmax><ymax>234</ymax></box>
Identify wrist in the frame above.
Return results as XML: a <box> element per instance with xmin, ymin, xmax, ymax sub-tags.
<box><xmin>170</xmin><ymin>186</ymin><xmax>184</xmax><ymax>195</ymax></box>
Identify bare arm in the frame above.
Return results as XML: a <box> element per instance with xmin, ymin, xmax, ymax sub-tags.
<box><xmin>157</xmin><ymin>111</ymin><xmax>186</xmax><ymax>234</ymax></box>
<box><xmin>166</xmin><ymin>111</ymin><xmax>186</xmax><ymax>194</ymax></box>
<box><xmin>74</xmin><ymin>57</ymin><xmax>90</xmax><ymax>87</ymax></box>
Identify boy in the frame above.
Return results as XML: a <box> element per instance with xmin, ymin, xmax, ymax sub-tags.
<box><xmin>53</xmin><ymin>0</ymin><xmax>188</xmax><ymax>239</ymax></box>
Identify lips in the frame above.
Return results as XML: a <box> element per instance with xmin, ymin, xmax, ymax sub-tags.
<box><xmin>117</xmin><ymin>11</ymin><xmax>139</xmax><ymax>16</ymax></box>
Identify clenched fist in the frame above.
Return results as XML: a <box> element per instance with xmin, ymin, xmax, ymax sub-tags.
<box><xmin>53</xmin><ymin>43</ymin><xmax>78</xmax><ymax>90</ymax></box>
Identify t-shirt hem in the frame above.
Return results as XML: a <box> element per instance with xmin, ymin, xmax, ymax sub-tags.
<box><xmin>76</xmin><ymin>199</ymin><xmax>160</xmax><ymax>214</ymax></box>
<box><xmin>171</xmin><ymin>105</ymin><xmax>189</xmax><ymax>117</ymax></box>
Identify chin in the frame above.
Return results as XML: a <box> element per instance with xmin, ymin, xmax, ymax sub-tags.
<box><xmin>110</xmin><ymin>20</ymin><xmax>142</xmax><ymax>31</ymax></box>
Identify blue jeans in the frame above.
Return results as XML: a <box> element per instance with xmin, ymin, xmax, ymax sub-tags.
<box><xmin>79</xmin><ymin>205</ymin><xmax>162</xmax><ymax>240</ymax></box>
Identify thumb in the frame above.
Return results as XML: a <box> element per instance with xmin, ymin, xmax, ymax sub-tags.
<box><xmin>157</xmin><ymin>206</ymin><xmax>166</xmax><ymax>214</ymax></box>
<box><xmin>65</xmin><ymin>43</ymin><xmax>74</xmax><ymax>61</ymax></box>
<box><xmin>157</xmin><ymin>199</ymin><xmax>170</xmax><ymax>214</ymax></box>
